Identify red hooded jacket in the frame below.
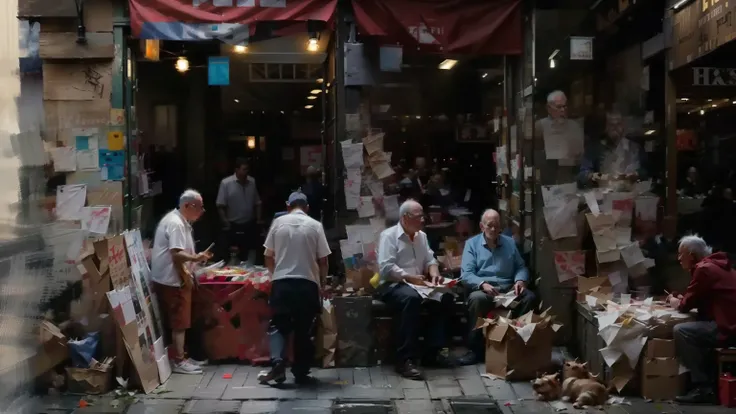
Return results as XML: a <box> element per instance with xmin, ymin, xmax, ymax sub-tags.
<box><xmin>678</xmin><ymin>252</ymin><xmax>736</xmax><ymax>340</ymax></box>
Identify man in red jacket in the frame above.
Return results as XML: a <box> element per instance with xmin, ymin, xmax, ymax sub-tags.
<box><xmin>669</xmin><ymin>235</ymin><xmax>736</xmax><ymax>404</ymax></box>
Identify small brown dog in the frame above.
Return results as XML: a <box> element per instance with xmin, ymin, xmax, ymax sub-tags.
<box><xmin>562</xmin><ymin>361</ymin><xmax>609</xmax><ymax>408</ymax></box>
<box><xmin>532</xmin><ymin>373</ymin><xmax>562</xmax><ymax>401</ymax></box>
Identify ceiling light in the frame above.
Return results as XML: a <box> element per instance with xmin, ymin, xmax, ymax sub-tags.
<box><xmin>438</xmin><ymin>59</ymin><xmax>458</xmax><ymax>70</ymax></box>
<box><xmin>712</xmin><ymin>104</ymin><xmax>717</xmax><ymax>107</ymax></box>
<box><xmin>175</xmin><ymin>56</ymin><xmax>189</xmax><ymax>73</ymax></box>
<box><xmin>310</xmin><ymin>89</ymin><xmax>321</xmax><ymax>94</ymax></box>
<box><xmin>307</xmin><ymin>95</ymin><xmax>317</xmax><ymax>100</ymax></box>
<box><xmin>550</xmin><ymin>59</ymin><xmax>556</xmax><ymax>69</ymax></box>
<box><xmin>700</xmin><ymin>109</ymin><xmax>705</xmax><ymax>115</ymax></box>
<box><xmin>482</xmin><ymin>72</ymin><xmax>488</xmax><ymax>78</ymax></box>
<box><xmin>708</xmin><ymin>99</ymin><xmax>712</xmax><ymax>102</ymax></box>
<box><xmin>247</xmin><ymin>136</ymin><xmax>256</xmax><ymax>149</ymax></box>
<box><xmin>233</xmin><ymin>45</ymin><xmax>247</xmax><ymax>53</ymax></box>
<box><xmin>305</xmin><ymin>105</ymin><xmax>314</xmax><ymax>109</ymax></box>
<box><xmin>307</xmin><ymin>37</ymin><xmax>319</xmax><ymax>52</ymax></box>
<box><xmin>679</xmin><ymin>98</ymin><xmax>689</xmax><ymax>101</ymax></box>
<box><xmin>732</xmin><ymin>101</ymin><xmax>736</xmax><ymax>105</ymax></box>
<box><xmin>316</xmin><ymin>78</ymin><xmax>324</xmax><ymax>83</ymax></box>
<box><xmin>672</xmin><ymin>0</ymin><xmax>692</xmax><ymax>10</ymax></box>
<box><xmin>644</xmin><ymin>129</ymin><xmax>656</xmax><ymax>135</ymax></box>
<box><xmin>234</xmin><ymin>99</ymin><xmax>239</xmax><ymax>103</ymax></box>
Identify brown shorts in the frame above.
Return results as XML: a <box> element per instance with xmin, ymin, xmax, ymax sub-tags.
<box><xmin>155</xmin><ymin>282</ymin><xmax>192</xmax><ymax>331</ymax></box>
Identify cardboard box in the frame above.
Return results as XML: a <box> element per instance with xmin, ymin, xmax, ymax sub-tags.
<box><xmin>645</xmin><ymin>339</ymin><xmax>676</xmax><ymax>358</ymax></box>
<box><xmin>32</xmin><ymin>321</ymin><xmax>69</xmax><ymax>376</ymax></box>
<box><xmin>576</xmin><ymin>276</ymin><xmax>612</xmax><ymax>302</ymax></box>
<box><xmin>641</xmin><ymin>373</ymin><xmax>686</xmax><ymax>401</ymax></box>
<box><xmin>65</xmin><ymin>358</ymin><xmax>114</xmax><ymax>395</ymax></box>
<box><xmin>480</xmin><ymin>312</ymin><xmax>560</xmax><ymax>380</ymax></box>
<box><xmin>642</xmin><ymin>357</ymin><xmax>680</xmax><ymax>377</ymax></box>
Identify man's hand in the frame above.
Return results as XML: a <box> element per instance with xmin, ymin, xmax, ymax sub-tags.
<box><xmin>480</xmin><ymin>283</ymin><xmax>498</xmax><ymax>296</ymax></box>
<box><xmin>194</xmin><ymin>251</ymin><xmax>213</xmax><ymax>263</ymax></box>
<box><xmin>667</xmin><ymin>293</ymin><xmax>683</xmax><ymax>309</ymax></box>
<box><xmin>430</xmin><ymin>274</ymin><xmax>444</xmax><ymax>286</ymax></box>
<box><xmin>405</xmin><ymin>275</ymin><xmax>427</xmax><ymax>286</ymax></box>
<box><xmin>181</xmin><ymin>270</ymin><xmax>194</xmax><ymax>290</ymax></box>
<box><xmin>514</xmin><ymin>281</ymin><xmax>527</xmax><ymax>296</ymax></box>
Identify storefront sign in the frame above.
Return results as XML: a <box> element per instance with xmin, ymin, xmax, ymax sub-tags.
<box><xmin>692</xmin><ymin>67</ymin><xmax>736</xmax><ymax>85</ymax></box>
<box><xmin>208</xmin><ymin>56</ymin><xmax>230</xmax><ymax>85</ymax></box>
<box><xmin>670</xmin><ymin>0</ymin><xmax>735</xmax><ymax>69</ymax></box>
<box><xmin>570</xmin><ymin>37</ymin><xmax>594</xmax><ymax>60</ymax></box>
<box><xmin>350</xmin><ymin>0</ymin><xmax>522</xmax><ymax>55</ymax></box>
<box><xmin>130</xmin><ymin>0</ymin><xmax>337</xmax><ymax>40</ymax></box>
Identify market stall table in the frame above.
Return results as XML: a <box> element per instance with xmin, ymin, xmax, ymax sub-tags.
<box><xmin>193</xmin><ymin>265</ymin><xmax>273</xmax><ymax>364</ymax></box>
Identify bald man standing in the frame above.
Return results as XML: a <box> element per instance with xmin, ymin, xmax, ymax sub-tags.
<box><xmin>458</xmin><ymin>209</ymin><xmax>535</xmax><ymax>364</ymax></box>
<box><xmin>377</xmin><ymin>200</ymin><xmax>456</xmax><ymax>379</ymax></box>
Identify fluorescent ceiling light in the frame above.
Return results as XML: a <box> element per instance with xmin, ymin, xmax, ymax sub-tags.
<box><xmin>679</xmin><ymin>98</ymin><xmax>689</xmax><ymax>101</ymax></box>
<box><xmin>549</xmin><ymin>49</ymin><xmax>560</xmax><ymax>60</ymax></box>
<box><xmin>645</xmin><ymin>129</ymin><xmax>656</xmax><ymax>135</ymax></box>
<box><xmin>672</xmin><ymin>0</ymin><xmax>691</xmax><ymax>10</ymax></box>
<box><xmin>310</xmin><ymin>89</ymin><xmax>321</xmax><ymax>94</ymax></box>
<box><xmin>307</xmin><ymin>96</ymin><xmax>317</xmax><ymax>100</ymax></box>
<box><xmin>438</xmin><ymin>59</ymin><xmax>458</xmax><ymax>70</ymax></box>
<box><xmin>234</xmin><ymin>99</ymin><xmax>239</xmax><ymax>103</ymax></box>
<box><xmin>305</xmin><ymin>105</ymin><xmax>314</xmax><ymax>109</ymax></box>
<box><xmin>233</xmin><ymin>45</ymin><xmax>247</xmax><ymax>53</ymax></box>
<box><xmin>316</xmin><ymin>78</ymin><xmax>324</xmax><ymax>83</ymax></box>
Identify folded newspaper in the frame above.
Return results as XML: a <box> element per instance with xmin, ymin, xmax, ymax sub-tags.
<box><xmin>406</xmin><ymin>278</ymin><xmax>458</xmax><ymax>301</ymax></box>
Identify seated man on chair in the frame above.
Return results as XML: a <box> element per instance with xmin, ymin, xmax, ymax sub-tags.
<box><xmin>376</xmin><ymin>199</ymin><xmax>455</xmax><ymax>380</ymax></box>
<box><xmin>668</xmin><ymin>235</ymin><xmax>736</xmax><ymax>404</ymax></box>
<box><xmin>458</xmin><ymin>208</ymin><xmax>535</xmax><ymax>365</ymax></box>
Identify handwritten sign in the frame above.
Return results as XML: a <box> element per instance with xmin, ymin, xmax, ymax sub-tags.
<box><xmin>108</xmin><ymin>235</ymin><xmax>129</xmax><ymax>289</ymax></box>
<box><xmin>43</xmin><ymin>63</ymin><xmax>112</xmax><ymax>101</ymax></box>
<box><xmin>553</xmin><ymin>250</ymin><xmax>586</xmax><ymax>283</ymax></box>
<box><xmin>81</xmin><ymin>206</ymin><xmax>111</xmax><ymax>234</ymax></box>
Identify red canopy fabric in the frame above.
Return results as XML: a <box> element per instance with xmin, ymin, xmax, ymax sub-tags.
<box><xmin>350</xmin><ymin>0</ymin><xmax>522</xmax><ymax>56</ymax></box>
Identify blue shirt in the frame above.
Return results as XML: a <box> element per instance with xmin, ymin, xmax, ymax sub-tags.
<box><xmin>460</xmin><ymin>234</ymin><xmax>529</xmax><ymax>292</ymax></box>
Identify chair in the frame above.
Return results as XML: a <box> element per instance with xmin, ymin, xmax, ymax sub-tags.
<box><xmin>716</xmin><ymin>348</ymin><xmax>736</xmax><ymax>379</ymax></box>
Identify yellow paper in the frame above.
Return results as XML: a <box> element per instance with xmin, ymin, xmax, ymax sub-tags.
<box><xmin>107</xmin><ymin>131</ymin><xmax>124</xmax><ymax>151</ymax></box>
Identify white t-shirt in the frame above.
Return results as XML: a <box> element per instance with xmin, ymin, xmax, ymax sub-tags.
<box><xmin>264</xmin><ymin>210</ymin><xmax>331</xmax><ymax>286</ymax></box>
<box><xmin>151</xmin><ymin>209</ymin><xmax>196</xmax><ymax>287</ymax></box>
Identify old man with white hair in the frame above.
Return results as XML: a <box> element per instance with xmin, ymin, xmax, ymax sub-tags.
<box><xmin>151</xmin><ymin>189</ymin><xmax>213</xmax><ymax>375</ymax></box>
<box><xmin>669</xmin><ymin>235</ymin><xmax>736</xmax><ymax>404</ymax></box>
<box><xmin>457</xmin><ymin>208</ymin><xmax>533</xmax><ymax>365</ymax></box>
<box><xmin>537</xmin><ymin>91</ymin><xmax>584</xmax><ymax>165</ymax></box>
<box><xmin>376</xmin><ymin>199</ymin><xmax>456</xmax><ymax>380</ymax></box>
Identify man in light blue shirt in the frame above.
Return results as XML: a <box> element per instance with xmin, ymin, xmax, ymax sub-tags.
<box><xmin>459</xmin><ymin>209</ymin><xmax>536</xmax><ymax>364</ymax></box>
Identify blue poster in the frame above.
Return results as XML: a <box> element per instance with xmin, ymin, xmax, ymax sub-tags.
<box><xmin>99</xmin><ymin>149</ymin><xmax>125</xmax><ymax>181</ymax></box>
<box><xmin>208</xmin><ymin>56</ymin><xmax>230</xmax><ymax>86</ymax></box>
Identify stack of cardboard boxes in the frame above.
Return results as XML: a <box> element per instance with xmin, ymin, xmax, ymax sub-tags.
<box><xmin>641</xmin><ymin>339</ymin><xmax>684</xmax><ymax>400</ymax></box>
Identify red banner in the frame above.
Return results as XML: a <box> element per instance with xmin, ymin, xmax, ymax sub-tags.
<box><xmin>350</xmin><ymin>0</ymin><xmax>522</xmax><ymax>55</ymax></box>
<box><xmin>130</xmin><ymin>0</ymin><xmax>338</xmax><ymax>40</ymax></box>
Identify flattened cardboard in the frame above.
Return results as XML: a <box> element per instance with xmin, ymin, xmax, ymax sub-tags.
<box><xmin>641</xmin><ymin>374</ymin><xmax>685</xmax><ymax>401</ymax></box>
<box><xmin>645</xmin><ymin>339</ymin><xmax>676</xmax><ymax>358</ymax></box>
<box><xmin>65</xmin><ymin>365</ymin><xmax>112</xmax><ymax>394</ymax></box>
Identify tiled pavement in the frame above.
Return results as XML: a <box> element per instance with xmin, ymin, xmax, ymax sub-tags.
<box><xmin>38</xmin><ymin>364</ymin><xmax>733</xmax><ymax>414</ymax></box>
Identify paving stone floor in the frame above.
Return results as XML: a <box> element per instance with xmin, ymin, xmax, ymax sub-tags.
<box><xmin>37</xmin><ymin>364</ymin><xmax>733</xmax><ymax>414</ymax></box>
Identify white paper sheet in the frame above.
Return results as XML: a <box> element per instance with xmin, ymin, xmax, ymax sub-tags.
<box><xmin>65</xmin><ymin>230</ymin><xmax>87</xmax><ymax>262</ymax></box>
<box><xmin>494</xmin><ymin>291</ymin><xmax>518</xmax><ymax>308</ymax></box>
<box><xmin>56</xmin><ymin>184</ymin><xmax>87</xmax><ymax>220</ymax></box>
<box><xmin>383</xmin><ymin>195</ymin><xmax>399</xmax><ymax>220</ymax></box>
<box><xmin>367</xmin><ymin>179</ymin><xmax>384</xmax><ymax>197</ymax></box>
<box><xmin>515</xmin><ymin>323</ymin><xmax>536</xmax><ymax>344</ymax></box>
<box><xmin>344</xmin><ymin>168</ymin><xmax>361</xmax><ymax>210</ymax></box>
<box><xmin>542</xmin><ymin>182</ymin><xmax>578</xmax><ymax>206</ymax></box>
<box><xmin>362</xmin><ymin>133</ymin><xmax>384</xmax><ymax>155</ymax></box>
<box><xmin>357</xmin><ymin>196</ymin><xmax>376</xmax><ymax>218</ymax></box>
<box><xmin>371</xmin><ymin>161</ymin><xmax>395</xmax><ymax>179</ymax></box>
<box><xmin>634</xmin><ymin>180</ymin><xmax>652</xmax><ymax>195</ymax></box>
<box><xmin>597</xmin><ymin>311</ymin><xmax>620</xmax><ymax>330</ymax></box>
<box><xmin>600</xmin><ymin>346</ymin><xmax>623</xmax><ymax>367</ymax></box>
<box><xmin>615</xmin><ymin>227</ymin><xmax>632</xmax><ymax>246</ymax></box>
<box><xmin>76</xmin><ymin>149</ymin><xmax>100</xmax><ymax>171</ymax></box>
<box><xmin>496</xmin><ymin>145</ymin><xmax>509</xmax><ymax>175</ymax></box>
<box><xmin>543</xmin><ymin>198</ymin><xmax>578</xmax><ymax>240</ymax></box>
<box><xmin>50</xmin><ymin>146</ymin><xmax>77</xmax><ymax>172</ymax></box>
<box><xmin>620</xmin><ymin>293</ymin><xmax>631</xmax><ymax>305</ymax></box>
<box><xmin>340</xmin><ymin>140</ymin><xmax>364</xmax><ymax>168</ymax></box>
<box><xmin>584</xmin><ymin>192</ymin><xmax>600</xmax><ymax>215</ymax></box>
<box><xmin>586</xmin><ymin>295</ymin><xmax>598</xmax><ymax>308</ymax></box>
<box><xmin>620</xmin><ymin>243</ymin><xmax>646</xmax><ymax>268</ymax></box>
<box><xmin>621</xmin><ymin>336</ymin><xmax>647</xmax><ymax>369</ymax></box>
<box><xmin>81</xmin><ymin>206</ymin><xmax>112</xmax><ymax>234</ymax></box>
<box><xmin>608</xmin><ymin>271</ymin><xmax>622</xmax><ymax>286</ymax></box>
<box><xmin>635</xmin><ymin>196</ymin><xmax>658</xmax><ymax>221</ymax></box>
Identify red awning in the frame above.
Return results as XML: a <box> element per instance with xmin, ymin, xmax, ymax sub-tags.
<box><xmin>350</xmin><ymin>0</ymin><xmax>522</xmax><ymax>56</ymax></box>
<box><xmin>131</xmin><ymin>0</ymin><xmax>337</xmax><ymax>40</ymax></box>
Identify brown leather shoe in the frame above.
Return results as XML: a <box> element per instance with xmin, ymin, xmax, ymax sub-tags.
<box><xmin>396</xmin><ymin>360</ymin><xmax>424</xmax><ymax>380</ymax></box>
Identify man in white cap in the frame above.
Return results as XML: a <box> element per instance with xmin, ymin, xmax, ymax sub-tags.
<box><xmin>258</xmin><ymin>192</ymin><xmax>331</xmax><ymax>385</ymax></box>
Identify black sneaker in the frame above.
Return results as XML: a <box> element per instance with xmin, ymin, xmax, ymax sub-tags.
<box><xmin>675</xmin><ymin>387</ymin><xmax>718</xmax><ymax>405</ymax></box>
<box><xmin>294</xmin><ymin>375</ymin><xmax>319</xmax><ymax>387</ymax></box>
<box><xmin>257</xmin><ymin>361</ymin><xmax>286</xmax><ymax>384</ymax></box>
<box><xmin>396</xmin><ymin>360</ymin><xmax>424</xmax><ymax>380</ymax></box>
<box><xmin>423</xmin><ymin>350</ymin><xmax>457</xmax><ymax>368</ymax></box>
<box><xmin>456</xmin><ymin>350</ymin><xmax>479</xmax><ymax>366</ymax></box>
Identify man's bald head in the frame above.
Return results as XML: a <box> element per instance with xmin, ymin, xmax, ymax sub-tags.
<box><xmin>480</xmin><ymin>208</ymin><xmax>502</xmax><ymax>244</ymax></box>
<box><xmin>399</xmin><ymin>200</ymin><xmax>424</xmax><ymax>234</ymax></box>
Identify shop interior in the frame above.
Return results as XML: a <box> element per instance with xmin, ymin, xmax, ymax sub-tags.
<box><xmin>134</xmin><ymin>26</ymin><xmax>334</xmax><ymax>252</ymax></box>
<box><xmin>672</xmin><ymin>40</ymin><xmax>736</xmax><ymax>249</ymax></box>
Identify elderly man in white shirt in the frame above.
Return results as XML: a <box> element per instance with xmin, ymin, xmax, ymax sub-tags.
<box><xmin>376</xmin><ymin>199</ymin><xmax>455</xmax><ymax>380</ymax></box>
<box><xmin>151</xmin><ymin>189</ymin><xmax>212</xmax><ymax>375</ymax></box>
<box><xmin>257</xmin><ymin>192</ymin><xmax>331</xmax><ymax>385</ymax></box>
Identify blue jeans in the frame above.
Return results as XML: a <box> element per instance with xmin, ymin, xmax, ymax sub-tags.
<box><xmin>377</xmin><ymin>282</ymin><xmax>453</xmax><ymax>363</ymax></box>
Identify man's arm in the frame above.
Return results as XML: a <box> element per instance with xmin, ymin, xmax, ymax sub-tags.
<box><xmin>215</xmin><ymin>181</ymin><xmax>229</xmax><ymax>226</ymax></box>
<box><xmin>264</xmin><ymin>222</ymin><xmax>276</xmax><ymax>274</ymax></box>
<box><xmin>678</xmin><ymin>267</ymin><xmax>710</xmax><ymax>312</ymax></box>
<box><xmin>377</xmin><ymin>232</ymin><xmax>410</xmax><ymax>282</ymax></box>
<box><xmin>253</xmin><ymin>179</ymin><xmax>263</xmax><ymax>222</ymax></box>
<box><xmin>460</xmin><ymin>239</ymin><xmax>484</xmax><ymax>289</ymax></box>
<box><xmin>316</xmin><ymin>226</ymin><xmax>332</xmax><ymax>285</ymax></box>
<box><xmin>421</xmin><ymin>235</ymin><xmax>440</xmax><ymax>278</ymax></box>
<box><xmin>577</xmin><ymin>140</ymin><xmax>597</xmax><ymax>188</ymax></box>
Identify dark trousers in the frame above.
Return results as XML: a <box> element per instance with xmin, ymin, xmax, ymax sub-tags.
<box><xmin>268</xmin><ymin>278</ymin><xmax>320</xmax><ymax>377</ymax></box>
<box><xmin>466</xmin><ymin>288</ymin><xmax>537</xmax><ymax>354</ymax></box>
<box><xmin>227</xmin><ymin>221</ymin><xmax>258</xmax><ymax>261</ymax></box>
<box><xmin>674</xmin><ymin>321</ymin><xmax>718</xmax><ymax>388</ymax></box>
<box><xmin>378</xmin><ymin>282</ymin><xmax>453</xmax><ymax>364</ymax></box>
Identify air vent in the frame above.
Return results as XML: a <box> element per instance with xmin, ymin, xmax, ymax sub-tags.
<box><xmin>248</xmin><ymin>63</ymin><xmax>322</xmax><ymax>83</ymax></box>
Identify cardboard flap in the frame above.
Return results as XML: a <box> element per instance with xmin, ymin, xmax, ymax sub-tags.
<box><xmin>577</xmin><ymin>275</ymin><xmax>610</xmax><ymax>293</ymax></box>
<box><xmin>488</xmin><ymin>323</ymin><xmax>509</xmax><ymax>342</ymax></box>
<box><xmin>93</xmin><ymin>239</ymin><xmax>109</xmax><ymax>274</ymax></box>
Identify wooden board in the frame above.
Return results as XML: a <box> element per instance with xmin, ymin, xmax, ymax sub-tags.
<box><xmin>84</xmin><ymin>0</ymin><xmax>114</xmax><ymax>32</ymax></box>
<box><xmin>19</xmin><ymin>0</ymin><xmax>77</xmax><ymax>18</ymax></box>
<box><xmin>43</xmin><ymin>62</ymin><xmax>112</xmax><ymax>101</ymax></box>
<box><xmin>39</xmin><ymin>32</ymin><xmax>114</xmax><ymax>60</ymax></box>
<box><xmin>21</xmin><ymin>0</ymin><xmax>113</xmax><ymax>32</ymax></box>
<box><xmin>44</xmin><ymin>100</ymin><xmax>110</xmax><ymax>131</ymax></box>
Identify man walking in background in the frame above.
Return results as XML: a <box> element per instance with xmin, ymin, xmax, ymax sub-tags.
<box><xmin>258</xmin><ymin>192</ymin><xmax>331</xmax><ymax>385</ymax></box>
<box><xmin>217</xmin><ymin>158</ymin><xmax>263</xmax><ymax>264</ymax></box>
<box><xmin>151</xmin><ymin>189</ymin><xmax>213</xmax><ymax>374</ymax></box>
